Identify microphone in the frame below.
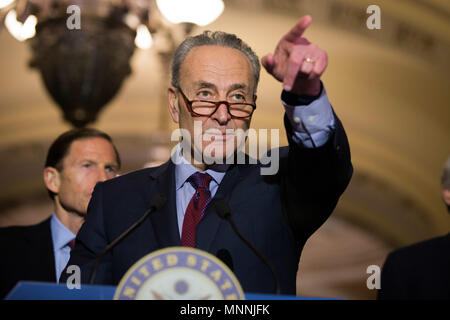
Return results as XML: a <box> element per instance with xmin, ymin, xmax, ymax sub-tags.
<box><xmin>215</xmin><ymin>200</ymin><xmax>281</xmax><ymax>294</ymax></box>
<box><xmin>217</xmin><ymin>249</ymin><xmax>234</xmax><ymax>271</ymax></box>
<box><xmin>89</xmin><ymin>193</ymin><xmax>166</xmax><ymax>284</ymax></box>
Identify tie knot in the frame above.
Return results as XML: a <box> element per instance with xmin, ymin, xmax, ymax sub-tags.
<box><xmin>67</xmin><ymin>238</ymin><xmax>75</xmax><ymax>250</ymax></box>
<box><xmin>188</xmin><ymin>172</ymin><xmax>212</xmax><ymax>190</ymax></box>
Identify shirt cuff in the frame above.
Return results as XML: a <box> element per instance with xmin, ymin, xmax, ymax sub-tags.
<box><xmin>282</xmin><ymin>84</ymin><xmax>336</xmax><ymax>148</ymax></box>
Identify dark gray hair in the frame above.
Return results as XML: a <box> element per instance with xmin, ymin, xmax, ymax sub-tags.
<box><xmin>171</xmin><ymin>31</ymin><xmax>261</xmax><ymax>94</ymax></box>
<box><xmin>442</xmin><ymin>156</ymin><xmax>450</xmax><ymax>189</ymax></box>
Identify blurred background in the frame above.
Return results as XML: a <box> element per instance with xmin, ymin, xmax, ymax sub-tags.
<box><xmin>0</xmin><ymin>0</ymin><xmax>449</xmax><ymax>299</ymax></box>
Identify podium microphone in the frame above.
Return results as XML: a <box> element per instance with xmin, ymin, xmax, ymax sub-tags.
<box><xmin>89</xmin><ymin>193</ymin><xmax>166</xmax><ymax>284</ymax></box>
<box><xmin>214</xmin><ymin>199</ymin><xmax>281</xmax><ymax>294</ymax></box>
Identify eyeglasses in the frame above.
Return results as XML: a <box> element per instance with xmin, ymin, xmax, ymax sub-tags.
<box><xmin>177</xmin><ymin>87</ymin><xmax>256</xmax><ymax>119</ymax></box>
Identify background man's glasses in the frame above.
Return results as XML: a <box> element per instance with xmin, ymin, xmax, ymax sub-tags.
<box><xmin>177</xmin><ymin>87</ymin><xmax>256</xmax><ymax>119</ymax></box>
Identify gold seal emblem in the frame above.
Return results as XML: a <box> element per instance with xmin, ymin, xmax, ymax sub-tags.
<box><xmin>114</xmin><ymin>247</ymin><xmax>245</xmax><ymax>300</ymax></box>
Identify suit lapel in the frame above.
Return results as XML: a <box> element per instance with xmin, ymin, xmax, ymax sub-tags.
<box><xmin>147</xmin><ymin>160</ymin><xmax>181</xmax><ymax>248</ymax></box>
<box><xmin>24</xmin><ymin>217</ymin><xmax>56</xmax><ymax>281</ymax></box>
<box><xmin>196</xmin><ymin>163</ymin><xmax>245</xmax><ymax>252</ymax></box>
<box><xmin>146</xmin><ymin>157</ymin><xmax>249</xmax><ymax>252</ymax></box>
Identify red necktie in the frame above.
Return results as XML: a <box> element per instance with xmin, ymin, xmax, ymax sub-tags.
<box><xmin>181</xmin><ymin>172</ymin><xmax>213</xmax><ymax>247</ymax></box>
<box><xmin>67</xmin><ymin>239</ymin><xmax>75</xmax><ymax>250</ymax></box>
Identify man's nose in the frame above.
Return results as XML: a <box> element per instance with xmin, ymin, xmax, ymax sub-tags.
<box><xmin>211</xmin><ymin>103</ymin><xmax>231</xmax><ymax>124</ymax></box>
<box><xmin>97</xmin><ymin>169</ymin><xmax>109</xmax><ymax>182</ymax></box>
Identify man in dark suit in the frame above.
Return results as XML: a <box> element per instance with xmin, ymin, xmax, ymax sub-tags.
<box><xmin>61</xmin><ymin>16</ymin><xmax>353</xmax><ymax>294</ymax></box>
<box><xmin>0</xmin><ymin>128</ymin><xmax>121</xmax><ymax>298</ymax></box>
<box><xmin>378</xmin><ymin>157</ymin><xmax>450</xmax><ymax>299</ymax></box>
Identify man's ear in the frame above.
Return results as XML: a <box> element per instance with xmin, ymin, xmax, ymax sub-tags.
<box><xmin>168</xmin><ymin>86</ymin><xmax>180</xmax><ymax>123</ymax></box>
<box><xmin>43</xmin><ymin>167</ymin><xmax>61</xmax><ymax>195</ymax></box>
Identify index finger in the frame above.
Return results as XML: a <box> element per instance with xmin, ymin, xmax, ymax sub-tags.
<box><xmin>283</xmin><ymin>15</ymin><xmax>312</xmax><ymax>43</ymax></box>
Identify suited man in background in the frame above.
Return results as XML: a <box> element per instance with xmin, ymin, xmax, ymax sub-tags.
<box><xmin>378</xmin><ymin>157</ymin><xmax>450</xmax><ymax>299</ymax></box>
<box><xmin>0</xmin><ymin>128</ymin><xmax>120</xmax><ymax>298</ymax></box>
<box><xmin>61</xmin><ymin>16</ymin><xmax>352</xmax><ymax>294</ymax></box>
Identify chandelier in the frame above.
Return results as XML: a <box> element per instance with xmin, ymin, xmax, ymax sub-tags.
<box><xmin>0</xmin><ymin>0</ymin><xmax>224</xmax><ymax>127</ymax></box>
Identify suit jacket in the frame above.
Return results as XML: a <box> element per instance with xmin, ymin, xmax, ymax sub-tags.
<box><xmin>378</xmin><ymin>233</ymin><xmax>450</xmax><ymax>300</ymax></box>
<box><xmin>61</xmin><ymin>115</ymin><xmax>352</xmax><ymax>294</ymax></box>
<box><xmin>0</xmin><ymin>216</ymin><xmax>56</xmax><ymax>298</ymax></box>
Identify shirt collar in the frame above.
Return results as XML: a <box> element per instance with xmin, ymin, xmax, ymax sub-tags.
<box><xmin>174</xmin><ymin>143</ymin><xmax>227</xmax><ymax>190</ymax></box>
<box><xmin>50</xmin><ymin>214</ymin><xmax>76</xmax><ymax>250</ymax></box>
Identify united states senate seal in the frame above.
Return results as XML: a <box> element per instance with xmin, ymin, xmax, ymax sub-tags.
<box><xmin>114</xmin><ymin>247</ymin><xmax>245</xmax><ymax>300</ymax></box>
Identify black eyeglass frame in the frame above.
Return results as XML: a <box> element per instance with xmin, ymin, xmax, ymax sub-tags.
<box><xmin>176</xmin><ymin>87</ymin><xmax>257</xmax><ymax>119</ymax></box>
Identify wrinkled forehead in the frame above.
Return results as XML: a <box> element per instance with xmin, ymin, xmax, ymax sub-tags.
<box><xmin>63</xmin><ymin>137</ymin><xmax>116</xmax><ymax>164</ymax></box>
<box><xmin>179</xmin><ymin>45</ymin><xmax>255</xmax><ymax>92</ymax></box>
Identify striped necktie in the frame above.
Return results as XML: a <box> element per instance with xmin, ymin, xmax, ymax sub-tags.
<box><xmin>181</xmin><ymin>172</ymin><xmax>213</xmax><ymax>247</ymax></box>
